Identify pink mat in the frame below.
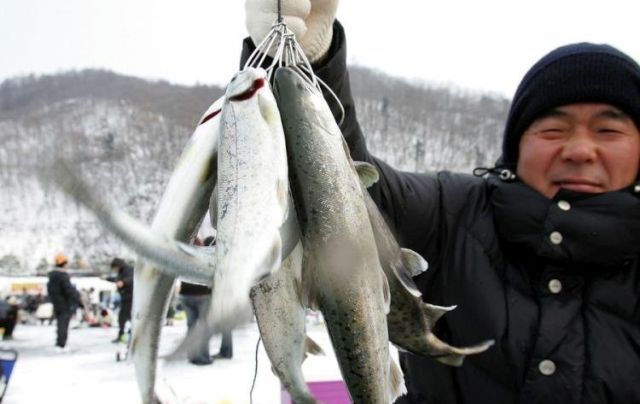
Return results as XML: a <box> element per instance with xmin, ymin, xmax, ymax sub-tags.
<box><xmin>281</xmin><ymin>380</ymin><xmax>350</xmax><ymax>403</ymax></box>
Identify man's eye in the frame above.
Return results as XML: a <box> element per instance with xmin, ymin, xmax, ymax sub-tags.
<box><xmin>597</xmin><ymin>127</ymin><xmax>622</xmax><ymax>134</ymax></box>
<box><xmin>538</xmin><ymin>127</ymin><xmax>565</xmax><ymax>136</ymax></box>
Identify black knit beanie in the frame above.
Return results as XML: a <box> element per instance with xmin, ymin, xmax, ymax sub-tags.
<box><xmin>502</xmin><ymin>42</ymin><xmax>640</xmax><ymax>168</ymax></box>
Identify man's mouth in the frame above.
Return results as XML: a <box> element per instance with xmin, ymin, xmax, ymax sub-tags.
<box><xmin>552</xmin><ymin>178</ymin><xmax>604</xmax><ymax>193</ymax></box>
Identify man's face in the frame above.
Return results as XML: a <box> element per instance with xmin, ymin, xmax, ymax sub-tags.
<box><xmin>517</xmin><ymin>103</ymin><xmax>640</xmax><ymax>198</ymax></box>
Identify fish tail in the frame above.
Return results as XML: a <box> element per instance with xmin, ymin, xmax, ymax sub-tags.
<box><xmin>304</xmin><ymin>336</ymin><xmax>325</xmax><ymax>356</ymax></box>
<box><xmin>389</xmin><ymin>356</ymin><xmax>407</xmax><ymax>401</ymax></box>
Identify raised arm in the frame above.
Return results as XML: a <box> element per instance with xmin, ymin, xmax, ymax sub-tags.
<box><xmin>241</xmin><ymin>2</ymin><xmax>446</xmax><ymax>263</ymax></box>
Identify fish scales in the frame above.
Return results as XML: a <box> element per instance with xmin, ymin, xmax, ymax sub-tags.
<box><xmin>210</xmin><ymin>67</ymin><xmax>290</xmax><ymax>331</ymax></box>
<box><xmin>250</xmin><ymin>243</ymin><xmax>322</xmax><ymax>404</ymax></box>
<box><xmin>274</xmin><ymin>67</ymin><xmax>405</xmax><ymax>404</ymax></box>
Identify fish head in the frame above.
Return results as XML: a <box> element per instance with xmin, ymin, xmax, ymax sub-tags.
<box><xmin>273</xmin><ymin>67</ymin><xmax>317</xmax><ymax>108</ymax></box>
<box><xmin>225</xmin><ymin>67</ymin><xmax>268</xmax><ymax>101</ymax></box>
<box><xmin>273</xmin><ymin>66</ymin><xmax>337</xmax><ymax>136</ymax></box>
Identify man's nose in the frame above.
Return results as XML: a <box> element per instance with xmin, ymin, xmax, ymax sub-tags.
<box><xmin>560</xmin><ymin>128</ymin><xmax>597</xmax><ymax>163</ymax></box>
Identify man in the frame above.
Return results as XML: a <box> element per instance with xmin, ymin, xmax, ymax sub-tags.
<box><xmin>0</xmin><ymin>296</ymin><xmax>19</xmax><ymax>341</ymax></box>
<box><xmin>47</xmin><ymin>253</ymin><xmax>81</xmax><ymax>351</ymax></box>
<box><xmin>179</xmin><ymin>236</ymin><xmax>233</xmax><ymax>365</ymax></box>
<box><xmin>110</xmin><ymin>258</ymin><xmax>133</xmax><ymax>343</ymax></box>
<box><xmin>244</xmin><ymin>1</ymin><xmax>640</xmax><ymax>403</ymax></box>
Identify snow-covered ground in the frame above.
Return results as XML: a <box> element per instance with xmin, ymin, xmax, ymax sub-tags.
<box><xmin>0</xmin><ymin>315</ymin><xmax>346</xmax><ymax>404</ymax></box>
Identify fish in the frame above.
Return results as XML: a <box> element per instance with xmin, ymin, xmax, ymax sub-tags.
<box><xmin>127</xmin><ymin>95</ymin><xmax>223</xmax><ymax>404</ymax></box>
<box><xmin>274</xmin><ymin>66</ymin><xmax>405</xmax><ymax>403</ymax></box>
<box><xmin>354</xmin><ymin>162</ymin><xmax>495</xmax><ymax>366</ymax></box>
<box><xmin>250</xmin><ymin>242</ymin><xmax>323</xmax><ymax>404</ymax></box>
<box><xmin>48</xmin><ymin>95</ymin><xmax>223</xmax><ymax>404</ymax></box>
<box><xmin>207</xmin><ymin>67</ymin><xmax>290</xmax><ymax>332</ymax></box>
<box><xmin>47</xmin><ymin>162</ymin><xmax>217</xmax><ymax>288</ymax></box>
<box><xmin>43</xmin><ymin>179</ymin><xmax>302</xmax><ymax>289</ymax></box>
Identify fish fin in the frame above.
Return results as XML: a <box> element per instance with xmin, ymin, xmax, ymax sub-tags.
<box><xmin>434</xmin><ymin>338</ymin><xmax>496</xmax><ymax>366</ymax></box>
<box><xmin>354</xmin><ymin>161</ymin><xmax>380</xmax><ymax>188</ymax></box>
<box><xmin>304</xmin><ymin>337</ymin><xmax>325</xmax><ymax>356</ymax></box>
<box><xmin>400</xmin><ymin>248</ymin><xmax>428</xmax><ymax>277</ymax></box>
<box><xmin>389</xmin><ymin>357</ymin><xmax>407</xmax><ymax>401</ymax></box>
<box><xmin>392</xmin><ymin>248</ymin><xmax>429</xmax><ymax>297</ymax></box>
<box><xmin>382</xmin><ymin>270</ymin><xmax>391</xmax><ymax>315</ymax></box>
<box><xmin>422</xmin><ymin>303</ymin><xmax>457</xmax><ymax>326</ymax></box>
<box><xmin>209</xmin><ymin>185</ymin><xmax>218</xmax><ymax>229</ymax></box>
<box><xmin>425</xmin><ymin>332</ymin><xmax>495</xmax><ymax>366</ymax></box>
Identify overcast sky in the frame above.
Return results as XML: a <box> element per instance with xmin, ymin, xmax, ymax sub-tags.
<box><xmin>3</xmin><ymin>0</ymin><xmax>640</xmax><ymax>97</ymax></box>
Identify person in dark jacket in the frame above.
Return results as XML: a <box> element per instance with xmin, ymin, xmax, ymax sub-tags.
<box><xmin>0</xmin><ymin>297</ymin><xmax>19</xmax><ymax>340</ymax></box>
<box><xmin>47</xmin><ymin>253</ymin><xmax>82</xmax><ymax>350</ymax></box>
<box><xmin>110</xmin><ymin>257</ymin><xmax>133</xmax><ymax>343</ymax></box>
<box><xmin>179</xmin><ymin>236</ymin><xmax>233</xmax><ymax>365</ymax></box>
<box><xmin>245</xmin><ymin>2</ymin><xmax>640</xmax><ymax>403</ymax></box>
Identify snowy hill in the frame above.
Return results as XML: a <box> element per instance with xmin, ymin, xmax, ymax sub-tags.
<box><xmin>0</xmin><ymin>68</ymin><xmax>509</xmax><ymax>274</ymax></box>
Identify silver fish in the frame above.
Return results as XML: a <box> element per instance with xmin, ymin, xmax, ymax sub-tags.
<box><xmin>355</xmin><ymin>162</ymin><xmax>495</xmax><ymax>366</ymax></box>
<box><xmin>274</xmin><ymin>66</ymin><xmax>405</xmax><ymax>404</ymax></box>
<box><xmin>250</xmin><ymin>242</ymin><xmax>323</xmax><ymax>404</ymax></box>
<box><xmin>47</xmin><ymin>96</ymin><xmax>223</xmax><ymax>403</ymax></box>
<box><xmin>208</xmin><ymin>67</ymin><xmax>290</xmax><ymax>331</ymax></box>
<box><xmin>125</xmin><ymin>95</ymin><xmax>222</xmax><ymax>404</ymax></box>
<box><xmin>47</xmin><ymin>161</ymin><xmax>217</xmax><ymax>288</ymax></box>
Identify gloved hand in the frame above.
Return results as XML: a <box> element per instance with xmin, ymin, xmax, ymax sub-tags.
<box><xmin>245</xmin><ymin>0</ymin><xmax>339</xmax><ymax>63</ymax></box>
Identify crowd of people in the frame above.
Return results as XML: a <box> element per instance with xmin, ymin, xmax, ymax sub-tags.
<box><xmin>0</xmin><ymin>254</ymin><xmax>139</xmax><ymax>350</ymax></box>
<box><xmin>0</xmin><ymin>249</ymin><xmax>235</xmax><ymax>367</ymax></box>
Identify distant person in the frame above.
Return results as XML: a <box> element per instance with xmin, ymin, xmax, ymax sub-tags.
<box><xmin>0</xmin><ymin>296</ymin><xmax>19</xmax><ymax>340</ymax></box>
<box><xmin>179</xmin><ymin>236</ymin><xmax>232</xmax><ymax>365</ymax></box>
<box><xmin>110</xmin><ymin>258</ymin><xmax>133</xmax><ymax>343</ymax></box>
<box><xmin>47</xmin><ymin>253</ymin><xmax>82</xmax><ymax>351</ymax></box>
<box><xmin>178</xmin><ymin>237</ymin><xmax>213</xmax><ymax>365</ymax></box>
<box><xmin>204</xmin><ymin>235</ymin><xmax>233</xmax><ymax>361</ymax></box>
<box><xmin>179</xmin><ymin>279</ymin><xmax>213</xmax><ymax>365</ymax></box>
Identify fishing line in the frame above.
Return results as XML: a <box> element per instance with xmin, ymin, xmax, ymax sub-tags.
<box><xmin>277</xmin><ymin>0</ymin><xmax>283</xmax><ymax>23</ymax></box>
<box><xmin>249</xmin><ymin>336</ymin><xmax>262</xmax><ymax>404</ymax></box>
<box><xmin>243</xmin><ymin>1</ymin><xmax>347</xmax><ymax>131</ymax></box>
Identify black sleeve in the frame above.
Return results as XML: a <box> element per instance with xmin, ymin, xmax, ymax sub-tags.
<box><xmin>239</xmin><ymin>21</ymin><xmax>444</xmax><ymax>264</ymax></box>
<box><xmin>62</xmin><ymin>273</ymin><xmax>82</xmax><ymax>306</ymax></box>
<box><xmin>123</xmin><ymin>266</ymin><xmax>134</xmax><ymax>287</ymax></box>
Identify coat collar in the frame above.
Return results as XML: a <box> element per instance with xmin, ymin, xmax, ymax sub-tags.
<box><xmin>490</xmin><ymin>180</ymin><xmax>640</xmax><ymax>266</ymax></box>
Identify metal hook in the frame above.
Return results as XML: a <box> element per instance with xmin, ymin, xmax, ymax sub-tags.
<box><xmin>242</xmin><ymin>19</ymin><xmax>346</xmax><ymax>126</ymax></box>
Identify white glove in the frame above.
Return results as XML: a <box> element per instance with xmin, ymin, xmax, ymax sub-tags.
<box><xmin>245</xmin><ymin>0</ymin><xmax>338</xmax><ymax>63</ymax></box>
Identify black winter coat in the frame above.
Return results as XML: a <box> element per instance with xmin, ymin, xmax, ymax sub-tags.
<box><xmin>116</xmin><ymin>264</ymin><xmax>134</xmax><ymax>305</ymax></box>
<box><xmin>47</xmin><ymin>269</ymin><xmax>81</xmax><ymax>315</ymax></box>
<box><xmin>241</xmin><ymin>22</ymin><xmax>640</xmax><ymax>404</ymax></box>
<box><xmin>116</xmin><ymin>264</ymin><xmax>133</xmax><ymax>306</ymax></box>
